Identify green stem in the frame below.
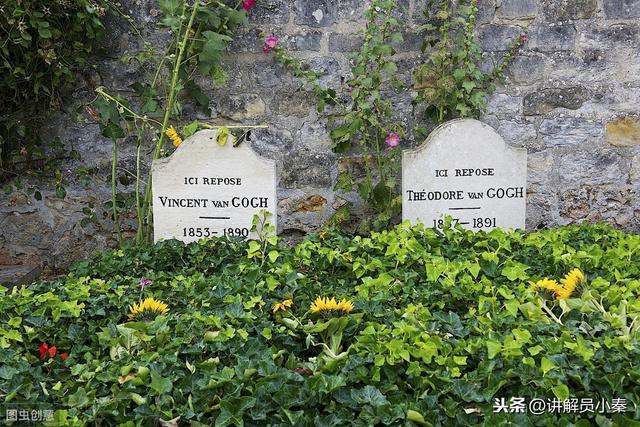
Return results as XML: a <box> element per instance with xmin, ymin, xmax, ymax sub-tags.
<box><xmin>141</xmin><ymin>0</ymin><xmax>201</xmax><ymax>242</ymax></box>
<box><xmin>374</xmin><ymin>133</ymin><xmax>384</xmax><ymax>183</ymax></box>
<box><xmin>361</xmin><ymin>139</ymin><xmax>374</xmax><ymax>201</ymax></box>
<box><xmin>111</xmin><ymin>139</ymin><xmax>123</xmax><ymax>246</ymax></box>
<box><xmin>135</xmin><ymin>125</ymin><xmax>144</xmax><ymax>244</ymax></box>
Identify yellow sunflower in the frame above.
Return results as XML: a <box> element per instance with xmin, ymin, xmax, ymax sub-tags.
<box><xmin>166</xmin><ymin>126</ymin><xmax>183</xmax><ymax>147</ymax></box>
<box><xmin>557</xmin><ymin>268</ymin><xmax>585</xmax><ymax>300</ymax></box>
<box><xmin>272</xmin><ymin>299</ymin><xmax>293</xmax><ymax>313</ymax></box>
<box><xmin>532</xmin><ymin>269</ymin><xmax>586</xmax><ymax>300</ymax></box>
<box><xmin>309</xmin><ymin>297</ymin><xmax>354</xmax><ymax>315</ymax></box>
<box><xmin>533</xmin><ymin>278</ymin><xmax>562</xmax><ymax>293</ymax></box>
<box><xmin>128</xmin><ymin>297</ymin><xmax>169</xmax><ymax>321</ymax></box>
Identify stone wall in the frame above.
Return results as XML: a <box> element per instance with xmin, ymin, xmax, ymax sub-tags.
<box><xmin>1</xmin><ymin>0</ymin><xmax>639</xmax><ymax>272</ymax></box>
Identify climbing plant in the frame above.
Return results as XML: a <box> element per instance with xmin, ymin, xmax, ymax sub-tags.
<box><xmin>91</xmin><ymin>0</ymin><xmax>256</xmax><ymax>245</ymax></box>
<box><xmin>412</xmin><ymin>0</ymin><xmax>527</xmax><ymax>140</ymax></box>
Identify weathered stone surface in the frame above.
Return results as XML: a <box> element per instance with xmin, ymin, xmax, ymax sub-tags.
<box><xmin>580</xmin><ymin>24</ymin><xmax>640</xmax><ymax>49</ymax></box>
<box><xmin>278</xmin><ymin>189</ymin><xmax>334</xmax><ymax>232</ymax></box>
<box><xmin>213</xmin><ymin>94</ymin><xmax>266</xmax><ymax>121</ymax></box>
<box><xmin>631</xmin><ymin>153</ymin><xmax>640</xmax><ymax>180</ymax></box>
<box><xmin>392</xmin><ymin>32</ymin><xmax>424</xmax><ymax>53</ymax></box>
<box><xmin>477</xmin><ymin>0</ymin><xmax>498</xmax><ymax>24</ymax></box>
<box><xmin>281</xmin><ymin>150</ymin><xmax>334</xmax><ymax>188</ymax></box>
<box><xmin>506</xmin><ymin>54</ymin><xmax>548</xmax><ymax>84</ymax></box>
<box><xmin>307</xmin><ymin>57</ymin><xmax>343</xmax><ymax>88</ymax></box>
<box><xmin>603</xmin><ymin>0</ymin><xmax>640</xmax><ymax>18</ymax></box>
<box><xmin>249</xmin><ymin>0</ymin><xmax>291</xmax><ymax>25</ymax></box>
<box><xmin>479</xmin><ymin>25</ymin><xmax>524</xmax><ymax>51</ymax></box>
<box><xmin>559</xmin><ymin>186</ymin><xmax>636</xmax><ymax>226</ymax></box>
<box><xmin>291</xmin><ymin>194</ymin><xmax>328</xmax><ymax>212</ymax></box>
<box><xmin>0</xmin><ymin>265</ymin><xmax>42</xmax><ymax>288</ymax></box>
<box><xmin>528</xmin><ymin>25</ymin><xmax>576</xmax><ymax>51</ymax></box>
<box><xmin>542</xmin><ymin>0</ymin><xmax>597</xmax><ymax>21</ymax></box>
<box><xmin>497</xmin><ymin>120</ymin><xmax>538</xmax><ymax>147</ymax></box>
<box><xmin>329</xmin><ymin>33</ymin><xmax>363</xmax><ymax>52</ymax></box>
<box><xmin>540</xmin><ymin>117</ymin><xmax>603</xmax><ymax>146</ymax></box>
<box><xmin>523</xmin><ymin>86</ymin><xmax>590</xmax><ymax>115</ymax></box>
<box><xmin>248</xmin><ymin>127</ymin><xmax>295</xmax><ymax>160</ymax></box>
<box><xmin>338</xmin><ymin>0</ymin><xmax>409</xmax><ymax>21</ymax></box>
<box><xmin>1</xmin><ymin>192</ymin><xmax>115</xmax><ymax>271</ymax></box>
<box><xmin>268</xmin><ymin>86</ymin><xmax>314</xmax><ymax>117</ymax></box>
<box><xmin>527</xmin><ymin>150</ymin><xmax>555</xmax><ymax>188</ymax></box>
<box><xmin>557</xmin><ymin>149</ymin><xmax>625</xmax><ymax>186</ymax></box>
<box><xmin>337</xmin><ymin>0</ymin><xmax>367</xmax><ymax>22</ymax></box>
<box><xmin>287</xmin><ymin>31</ymin><xmax>323</xmax><ymax>51</ymax></box>
<box><xmin>497</xmin><ymin>0</ymin><xmax>538</xmax><ymax>18</ymax></box>
<box><xmin>606</xmin><ymin>116</ymin><xmax>640</xmax><ymax>147</ymax></box>
<box><xmin>487</xmin><ymin>94</ymin><xmax>523</xmax><ymax>117</ymax></box>
<box><xmin>294</xmin><ymin>0</ymin><xmax>337</xmax><ymax>27</ymax></box>
<box><xmin>581</xmin><ymin>49</ymin><xmax>606</xmax><ymax>65</ymax></box>
<box><xmin>245</xmin><ymin>59</ymin><xmax>291</xmax><ymax>88</ymax></box>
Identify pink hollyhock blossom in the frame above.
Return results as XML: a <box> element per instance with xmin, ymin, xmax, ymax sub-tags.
<box><xmin>385</xmin><ymin>132</ymin><xmax>400</xmax><ymax>148</ymax></box>
<box><xmin>263</xmin><ymin>35</ymin><xmax>279</xmax><ymax>53</ymax></box>
<box><xmin>520</xmin><ymin>32</ymin><xmax>528</xmax><ymax>42</ymax></box>
<box><xmin>242</xmin><ymin>0</ymin><xmax>255</xmax><ymax>12</ymax></box>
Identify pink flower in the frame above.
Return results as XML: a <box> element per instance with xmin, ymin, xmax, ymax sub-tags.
<box><xmin>263</xmin><ymin>35</ymin><xmax>279</xmax><ymax>53</ymax></box>
<box><xmin>520</xmin><ymin>32</ymin><xmax>528</xmax><ymax>43</ymax></box>
<box><xmin>139</xmin><ymin>277</ymin><xmax>153</xmax><ymax>288</ymax></box>
<box><xmin>385</xmin><ymin>132</ymin><xmax>400</xmax><ymax>148</ymax></box>
<box><xmin>242</xmin><ymin>0</ymin><xmax>255</xmax><ymax>12</ymax></box>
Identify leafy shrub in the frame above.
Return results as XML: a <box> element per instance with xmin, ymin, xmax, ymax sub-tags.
<box><xmin>1</xmin><ymin>222</ymin><xmax>639</xmax><ymax>425</ymax></box>
<box><xmin>0</xmin><ymin>0</ymin><xmax>110</xmax><ymax>179</ymax></box>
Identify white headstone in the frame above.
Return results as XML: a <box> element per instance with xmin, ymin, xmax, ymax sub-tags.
<box><xmin>152</xmin><ymin>129</ymin><xmax>277</xmax><ymax>243</ymax></box>
<box><xmin>402</xmin><ymin>119</ymin><xmax>527</xmax><ymax>231</ymax></box>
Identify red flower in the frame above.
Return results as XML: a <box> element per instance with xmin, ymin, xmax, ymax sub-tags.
<box><xmin>39</xmin><ymin>343</ymin><xmax>49</xmax><ymax>360</ymax></box>
<box><xmin>242</xmin><ymin>0</ymin><xmax>255</xmax><ymax>12</ymax></box>
<box><xmin>60</xmin><ymin>352</ymin><xmax>68</xmax><ymax>361</ymax></box>
<box><xmin>48</xmin><ymin>346</ymin><xmax>57</xmax><ymax>358</ymax></box>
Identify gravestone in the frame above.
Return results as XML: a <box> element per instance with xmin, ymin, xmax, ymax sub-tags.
<box><xmin>152</xmin><ymin>129</ymin><xmax>277</xmax><ymax>243</ymax></box>
<box><xmin>403</xmin><ymin>119</ymin><xmax>527</xmax><ymax>231</ymax></box>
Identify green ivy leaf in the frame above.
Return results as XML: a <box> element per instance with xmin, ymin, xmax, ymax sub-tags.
<box><xmin>486</xmin><ymin>340</ymin><xmax>501</xmax><ymax>359</ymax></box>
<box><xmin>551</xmin><ymin>384</ymin><xmax>569</xmax><ymax>401</ymax></box>
<box><xmin>500</xmin><ymin>261</ymin><xmax>529</xmax><ymax>281</ymax></box>
<box><xmin>541</xmin><ymin>356</ymin><xmax>555</xmax><ymax>375</ymax></box>
<box><xmin>149</xmin><ymin>370</ymin><xmax>173</xmax><ymax>395</ymax></box>
<box><xmin>351</xmin><ymin>385</ymin><xmax>388</xmax><ymax>407</ymax></box>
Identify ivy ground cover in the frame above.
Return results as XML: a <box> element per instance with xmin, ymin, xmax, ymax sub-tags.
<box><xmin>1</xmin><ymin>222</ymin><xmax>639</xmax><ymax>426</ymax></box>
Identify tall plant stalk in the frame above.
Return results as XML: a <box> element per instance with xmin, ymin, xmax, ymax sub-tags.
<box><xmin>111</xmin><ymin>139</ymin><xmax>122</xmax><ymax>245</ymax></box>
<box><xmin>140</xmin><ymin>0</ymin><xmax>200</xmax><ymax>240</ymax></box>
<box><xmin>135</xmin><ymin>126</ymin><xmax>144</xmax><ymax>244</ymax></box>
